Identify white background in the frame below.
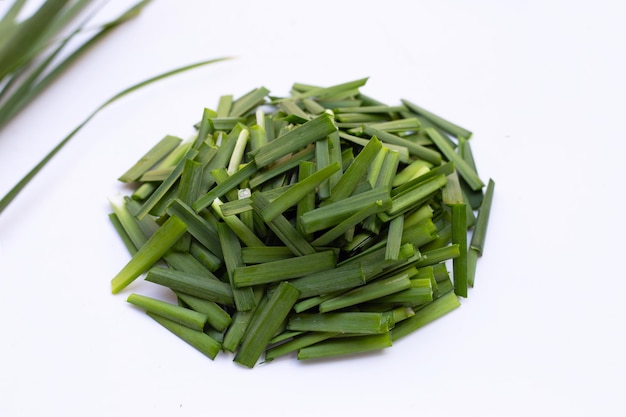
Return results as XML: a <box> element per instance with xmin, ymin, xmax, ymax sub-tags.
<box><xmin>1</xmin><ymin>1</ymin><xmax>625</xmax><ymax>416</ymax></box>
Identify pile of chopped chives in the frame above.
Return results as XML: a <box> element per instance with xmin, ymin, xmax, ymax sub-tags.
<box><xmin>109</xmin><ymin>78</ymin><xmax>495</xmax><ymax>368</ymax></box>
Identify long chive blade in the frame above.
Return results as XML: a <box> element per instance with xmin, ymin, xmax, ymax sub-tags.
<box><xmin>1</xmin><ymin>57</ymin><xmax>231</xmax><ymax>215</ymax></box>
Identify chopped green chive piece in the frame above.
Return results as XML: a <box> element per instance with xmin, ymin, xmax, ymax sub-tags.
<box><xmin>451</xmin><ymin>203</ymin><xmax>468</xmax><ymax>297</ymax></box>
<box><xmin>311</xmin><ymin>200</ymin><xmax>391</xmax><ymax>247</ymax></box>
<box><xmin>241</xmin><ymin>246</ymin><xmax>295</xmax><ymax>264</ymax></box>
<box><xmin>145</xmin><ymin>267</ymin><xmax>234</xmax><ymax>306</ymax></box>
<box><xmin>385</xmin><ymin>215</ymin><xmax>405</xmax><ymax>261</ymax></box>
<box><xmin>288</xmin><ymin>312</ymin><xmax>394</xmax><ymax>334</ymax></box>
<box><xmin>324</xmin><ymin>135</ymin><xmax>383</xmax><ymax>205</ymax></box>
<box><xmin>234</xmin><ymin>281</ymin><xmax>300</xmax><ymax>368</ymax></box>
<box><xmin>289</xmin><ymin>262</ymin><xmax>368</xmax><ymax>299</ymax></box>
<box><xmin>401</xmin><ymin>99</ymin><xmax>472</xmax><ymax>139</ymax></box>
<box><xmin>470</xmin><ymin>179</ymin><xmax>495</xmax><ymax>256</ymax></box>
<box><xmin>261</xmin><ymin>162</ymin><xmax>341</xmax><ymax>221</ymax></box>
<box><xmin>229</xmin><ymin>87</ymin><xmax>270</xmax><ymax>117</ymax></box>
<box><xmin>252</xmin><ymin>113</ymin><xmax>337</xmax><ymax>168</ymax></box>
<box><xmin>299</xmin><ymin>187</ymin><xmax>391</xmax><ymax>234</ymax></box>
<box><xmin>250</xmin><ymin>191</ymin><xmax>316</xmax><ymax>256</ymax></box>
<box><xmin>119</xmin><ymin>135</ymin><xmax>182</xmax><ymax>183</ymax></box>
<box><xmin>127</xmin><ymin>293</ymin><xmax>208</xmax><ymax>332</ymax></box>
<box><xmin>265</xmin><ymin>332</ymin><xmax>339</xmax><ymax>361</ymax></box>
<box><xmin>111</xmin><ymin>215</ymin><xmax>188</xmax><ymax>294</ymax></box>
<box><xmin>193</xmin><ymin>162</ymin><xmax>258</xmax><ymax>211</ymax></box>
<box><xmin>176</xmin><ymin>292</ymin><xmax>232</xmax><ymax>332</ymax></box>
<box><xmin>425</xmin><ymin>127</ymin><xmax>484</xmax><ymax>191</ymax></box>
<box><xmin>147</xmin><ymin>312</ymin><xmax>221</xmax><ymax>360</ymax></box>
<box><xmin>363</xmin><ymin>126</ymin><xmax>442</xmax><ymax>165</ymax></box>
<box><xmin>217</xmin><ymin>222</ymin><xmax>257</xmax><ymax>311</ymax></box>
<box><xmin>165</xmin><ymin>199</ymin><xmax>222</xmax><ymax>258</ymax></box>
<box><xmin>233</xmin><ymin>250</ymin><xmax>336</xmax><ymax>287</ymax></box>
<box><xmin>391</xmin><ymin>291</ymin><xmax>461</xmax><ymax>341</ymax></box>
<box><xmin>297</xmin><ymin>333</ymin><xmax>392</xmax><ymax>360</ymax></box>
<box><xmin>319</xmin><ymin>272</ymin><xmax>412</xmax><ymax>313</ymax></box>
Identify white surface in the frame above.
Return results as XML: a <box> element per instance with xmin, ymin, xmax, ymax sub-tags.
<box><xmin>1</xmin><ymin>1</ymin><xmax>625</xmax><ymax>416</ymax></box>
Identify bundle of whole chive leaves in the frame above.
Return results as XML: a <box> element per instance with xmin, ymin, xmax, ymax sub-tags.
<box><xmin>109</xmin><ymin>77</ymin><xmax>495</xmax><ymax>368</ymax></box>
<box><xmin>0</xmin><ymin>0</ymin><xmax>228</xmax><ymax>214</ymax></box>
<box><xmin>0</xmin><ymin>0</ymin><xmax>152</xmax><ymax>132</ymax></box>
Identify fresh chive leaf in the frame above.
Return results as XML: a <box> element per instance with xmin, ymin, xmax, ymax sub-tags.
<box><xmin>234</xmin><ymin>281</ymin><xmax>300</xmax><ymax>368</ymax></box>
<box><xmin>216</xmin><ymin>222</ymin><xmax>257</xmax><ymax>311</ymax></box>
<box><xmin>362</xmin><ymin>126</ymin><xmax>442</xmax><ymax>165</ymax></box>
<box><xmin>425</xmin><ymin>127</ymin><xmax>484</xmax><ymax>191</ymax></box>
<box><xmin>311</xmin><ymin>200</ymin><xmax>391</xmax><ymax>247</ymax></box>
<box><xmin>147</xmin><ymin>312</ymin><xmax>221</xmax><ymax>360</ymax></box>
<box><xmin>252</xmin><ymin>113</ymin><xmax>337</xmax><ymax>168</ymax></box>
<box><xmin>385</xmin><ymin>215</ymin><xmax>405</xmax><ymax>261</ymax></box>
<box><xmin>299</xmin><ymin>187</ymin><xmax>391</xmax><ymax>234</ymax></box>
<box><xmin>250</xmin><ymin>191</ymin><xmax>316</xmax><ymax>256</ymax></box>
<box><xmin>289</xmin><ymin>262</ymin><xmax>368</xmax><ymax>299</ymax></box>
<box><xmin>175</xmin><ymin>293</ymin><xmax>232</xmax><ymax>332</ymax></box>
<box><xmin>229</xmin><ymin>87</ymin><xmax>270</xmax><ymax>117</ymax></box>
<box><xmin>127</xmin><ymin>293</ymin><xmax>208</xmax><ymax>331</ymax></box>
<box><xmin>391</xmin><ymin>291</ymin><xmax>461</xmax><ymax>341</ymax></box>
<box><xmin>401</xmin><ymin>99</ymin><xmax>472</xmax><ymax>139</ymax></box>
<box><xmin>233</xmin><ymin>250</ymin><xmax>336</xmax><ymax>287</ymax></box>
<box><xmin>323</xmin><ymin>135</ymin><xmax>383</xmax><ymax>205</ymax></box>
<box><xmin>288</xmin><ymin>312</ymin><xmax>394</xmax><ymax>335</ymax></box>
<box><xmin>119</xmin><ymin>135</ymin><xmax>182</xmax><ymax>183</ymax></box>
<box><xmin>111</xmin><ymin>215</ymin><xmax>188</xmax><ymax>294</ymax></box>
<box><xmin>261</xmin><ymin>162</ymin><xmax>340</xmax><ymax>221</ymax></box>
<box><xmin>193</xmin><ymin>162</ymin><xmax>258</xmax><ymax>211</ymax></box>
<box><xmin>265</xmin><ymin>332</ymin><xmax>339</xmax><ymax>362</ymax></box>
<box><xmin>212</xmin><ymin>198</ymin><xmax>265</xmax><ymax>247</ymax></box>
<box><xmin>297</xmin><ymin>333</ymin><xmax>392</xmax><ymax>360</ymax></box>
<box><xmin>470</xmin><ymin>178</ymin><xmax>495</xmax><ymax>255</ymax></box>
<box><xmin>451</xmin><ymin>203</ymin><xmax>468</xmax><ymax>297</ymax></box>
<box><xmin>145</xmin><ymin>266</ymin><xmax>234</xmax><ymax>306</ymax></box>
<box><xmin>319</xmin><ymin>272</ymin><xmax>412</xmax><ymax>313</ymax></box>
